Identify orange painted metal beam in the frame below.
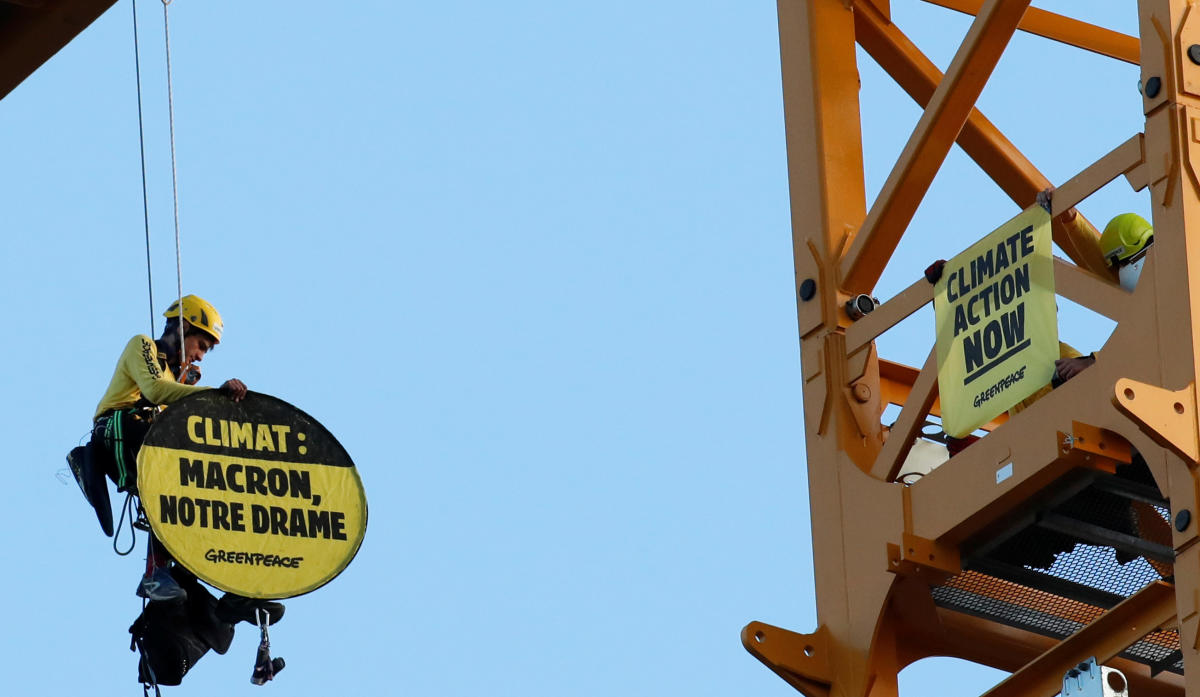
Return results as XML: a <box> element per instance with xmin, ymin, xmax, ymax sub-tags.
<box><xmin>871</xmin><ymin>349</ymin><xmax>938</xmax><ymax>481</ymax></box>
<box><xmin>778</xmin><ymin>0</ymin><xmax>864</xmax><ymax>624</ymax></box>
<box><xmin>852</xmin><ymin>1</ymin><xmax>1111</xmax><ymax>278</ymax></box>
<box><xmin>879</xmin><ymin>358</ymin><xmax>941</xmax><ymax>415</ymax></box>
<box><xmin>1053</xmin><ymin>257</ymin><xmax>1132</xmax><ymax>322</ymax></box>
<box><xmin>839</xmin><ymin>0</ymin><xmax>1032</xmax><ymax>292</ymax></box>
<box><xmin>0</xmin><ymin>0</ymin><xmax>118</xmax><ymax>101</ymax></box>
<box><xmin>775</xmin><ymin>3</ymin><xmax>908</xmax><ymax>695</ymax></box>
<box><xmin>921</xmin><ymin>0</ymin><xmax>1140</xmax><ymax>64</ymax></box>
<box><xmin>845</xmin><ymin>277</ymin><xmax>931</xmax><ymax>355</ymax></box>
<box><xmin>741</xmin><ymin>623</ymin><xmax>834</xmax><ymax>697</ymax></box>
<box><xmin>1050</xmin><ymin>134</ymin><xmax>1146</xmax><ymax>220</ymax></box>
<box><xmin>981</xmin><ymin>582</ymin><xmax>1178</xmax><ymax>697</ymax></box>
<box><xmin>779</xmin><ymin>0</ymin><xmax>868</xmax><ymax>340</ymax></box>
<box><xmin>930</xmin><ymin>608</ymin><xmax>1185</xmax><ymax>696</ymax></box>
<box><xmin>878</xmin><ymin>357</ymin><xmax>1011</xmax><ymax>427</ymax></box>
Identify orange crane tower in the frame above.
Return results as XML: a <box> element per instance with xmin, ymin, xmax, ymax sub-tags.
<box><xmin>742</xmin><ymin>1</ymin><xmax>1200</xmax><ymax>696</ymax></box>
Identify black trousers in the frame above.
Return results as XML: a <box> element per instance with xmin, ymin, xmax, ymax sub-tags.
<box><xmin>92</xmin><ymin>408</ymin><xmax>155</xmax><ymax>493</ymax></box>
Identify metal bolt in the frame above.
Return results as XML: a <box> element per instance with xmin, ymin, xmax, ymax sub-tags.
<box><xmin>1190</xmin><ymin>45</ymin><xmax>1200</xmax><ymax>65</ymax></box>
<box><xmin>799</xmin><ymin>278</ymin><xmax>816</xmax><ymax>301</ymax></box>
<box><xmin>1176</xmin><ymin>509</ymin><xmax>1191</xmax><ymax>532</ymax></box>
<box><xmin>1145</xmin><ymin>76</ymin><xmax>1162</xmax><ymax>98</ymax></box>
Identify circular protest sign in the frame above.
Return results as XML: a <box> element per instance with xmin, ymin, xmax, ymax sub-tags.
<box><xmin>137</xmin><ymin>391</ymin><xmax>367</xmax><ymax>599</ymax></box>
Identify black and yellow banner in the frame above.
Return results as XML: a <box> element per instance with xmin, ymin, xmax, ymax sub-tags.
<box><xmin>138</xmin><ymin>391</ymin><xmax>367</xmax><ymax>599</ymax></box>
<box><xmin>934</xmin><ymin>206</ymin><xmax>1058</xmax><ymax>438</ymax></box>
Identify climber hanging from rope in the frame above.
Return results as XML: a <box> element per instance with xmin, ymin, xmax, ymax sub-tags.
<box><xmin>72</xmin><ymin>296</ymin><xmax>242</xmax><ymax>593</ymax></box>
<box><xmin>66</xmin><ymin>295</ymin><xmax>286</xmax><ymax>689</ymax></box>
<box><xmin>57</xmin><ymin>0</ymin><xmax>333</xmax><ymax>686</ymax></box>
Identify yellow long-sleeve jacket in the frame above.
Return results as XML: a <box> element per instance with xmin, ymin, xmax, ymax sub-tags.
<box><xmin>93</xmin><ymin>335</ymin><xmax>208</xmax><ymax>420</ymax></box>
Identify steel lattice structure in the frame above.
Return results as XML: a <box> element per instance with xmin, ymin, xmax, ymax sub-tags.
<box><xmin>742</xmin><ymin>1</ymin><xmax>1200</xmax><ymax>696</ymax></box>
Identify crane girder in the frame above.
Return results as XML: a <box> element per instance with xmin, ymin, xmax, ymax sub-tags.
<box><xmin>0</xmin><ymin>0</ymin><xmax>117</xmax><ymax>101</ymax></box>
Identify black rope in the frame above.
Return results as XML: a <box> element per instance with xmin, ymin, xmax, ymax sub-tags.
<box><xmin>131</xmin><ymin>0</ymin><xmax>156</xmax><ymax>336</ymax></box>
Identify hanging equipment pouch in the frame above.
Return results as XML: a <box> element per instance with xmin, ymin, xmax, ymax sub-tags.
<box><xmin>129</xmin><ymin>569</ymin><xmax>233</xmax><ymax>686</ymax></box>
<box><xmin>130</xmin><ymin>601</ymin><xmax>207</xmax><ymax>686</ymax></box>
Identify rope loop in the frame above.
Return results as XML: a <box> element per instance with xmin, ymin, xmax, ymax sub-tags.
<box><xmin>112</xmin><ymin>492</ymin><xmax>140</xmax><ymax>556</ymax></box>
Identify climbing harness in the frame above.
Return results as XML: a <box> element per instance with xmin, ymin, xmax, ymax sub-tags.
<box><xmin>97</xmin><ymin>406</ymin><xmax>156</xmax><ymax>554</ymax></box>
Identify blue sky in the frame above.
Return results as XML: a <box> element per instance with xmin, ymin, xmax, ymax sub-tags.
<box><xmin>0</xmin><ymin>1</ymin><xmax>1147</xmax><ymax>695</ymax></box>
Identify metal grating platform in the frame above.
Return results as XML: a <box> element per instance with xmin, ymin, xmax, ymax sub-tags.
<box><xmin>931</xmin><ymin>468</ymin><xmax>1182</xmax><ymax>675</ymax></box>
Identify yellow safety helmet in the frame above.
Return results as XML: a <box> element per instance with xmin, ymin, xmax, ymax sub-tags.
<box><xmin>163</xmin><ymin>294</ymin><xmax>224</xmax><ymax>343</ymax></box>
<box><xmin>1099</xmin><ymin>213</ymin><xmax>1154</xmax><ymax>267</ymax></box>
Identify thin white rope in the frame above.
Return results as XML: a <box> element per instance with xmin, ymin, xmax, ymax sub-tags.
<box><xmin>161</xmin><ymin>0</ymin><xmax>185</xmax><ymax>371</ymax></box>
<box><xmin>131</xmin><ymin>0</ymin><xmax>155</xmax><ymax>336</ymax></box>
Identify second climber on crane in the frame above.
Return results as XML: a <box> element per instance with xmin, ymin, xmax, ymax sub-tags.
<box><xmin>925</xmin><ymin>196</ymin><xmax>1164</xmax><ymax>571</ymax></box>
<box><xmin>1020</xmin><ymin>193</ymin><xmax>1155</xmax><ymax>391</ymax></box>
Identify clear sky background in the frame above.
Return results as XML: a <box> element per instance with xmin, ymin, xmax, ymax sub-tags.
<box><xmin>0</xmin><ymin>1</ymin><xmax>1149</xmax><ymax>695</ymax></box>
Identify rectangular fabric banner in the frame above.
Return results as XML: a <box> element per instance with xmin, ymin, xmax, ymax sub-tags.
<box><xmin>933</xmin><ymin>205</ymin><xmax>1058</xmax><ymax>438</ymax></box>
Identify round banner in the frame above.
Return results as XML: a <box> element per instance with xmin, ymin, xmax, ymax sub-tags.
<box><xmin>137</xmin><ymin>391</ymin><xmax>367</xmax><ymax>599</ymax></box>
